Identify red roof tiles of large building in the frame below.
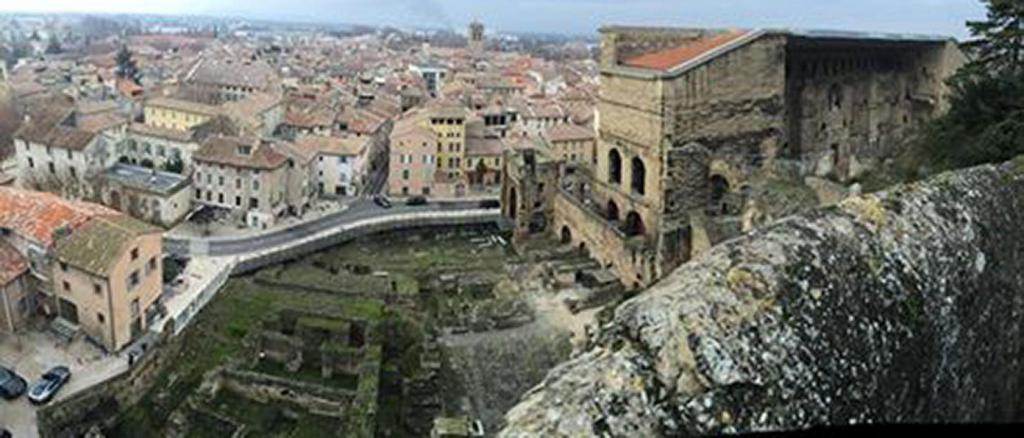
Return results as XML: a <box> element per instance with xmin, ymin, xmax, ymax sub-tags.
<box><xmin>194</xmin><ymin>136</ymin><xmax>288</xmax><ymax>170</ymax></box>
<box><xmin>622</xmin><ymin>30</ymin><xmax>751</xmax><ymax>71</ymax></box>
<box><xmin>0</xmin><ymin>187</ymin><xmax>118</xmax><ymax>247</ymax></box>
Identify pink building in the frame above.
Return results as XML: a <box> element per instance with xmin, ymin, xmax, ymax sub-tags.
<box><xmin>388</xmin><ymin>115</ymin><xmax>440</xmax><ymax>197</ymax></box>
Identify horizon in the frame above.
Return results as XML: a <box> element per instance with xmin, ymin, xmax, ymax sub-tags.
<box><xmin>0</xmin><ymin>0</ymin><xmax>989</xmax><ymax>39</ymax></box>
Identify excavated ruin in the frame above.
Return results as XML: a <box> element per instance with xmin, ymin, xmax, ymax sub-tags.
<box><xmin>500</xmin><ymin>158</ymin><xmax>1024</xmax><ymax>436</ymax></box>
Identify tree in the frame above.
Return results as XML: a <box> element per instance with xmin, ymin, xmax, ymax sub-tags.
<box><xmin>918</xmin><ymin>0</ymin><xmax>1024</xmax><ymax>171</ymax></box>
<box><xmin>115</xmin><ymin>44</ymin><xmax>141</xmax><ymax>84</ymax></box>
<box><xmin>45</xmin><ymin>34</ymin><xmax>62</xmax><ymax>55</ymax></box>
<box><xmin>965</xmin><ymin>0</ymin><xmax>1024</xmax><ymax>75</ymax></box>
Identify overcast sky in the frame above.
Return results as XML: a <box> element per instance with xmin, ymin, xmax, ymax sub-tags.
<box><xmin>2</xmin><ymin>0</ymin><xmax>988</xmax><ymax>38</ymax></box>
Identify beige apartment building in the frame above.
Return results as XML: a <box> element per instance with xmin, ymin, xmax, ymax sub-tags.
<box><xmin>53</xmin><ymin>215</ymin><xmax>163</xmax><ymax>351</ymax></box>
<box><xmin>193</xmin><ymin>136</ymin><xmax>308</xmax><ymax>229</ymax></box>
<box><xmin>0</xmin><ymin>187</ymin><xmax>162</xmax><ymax>351</ymax></box>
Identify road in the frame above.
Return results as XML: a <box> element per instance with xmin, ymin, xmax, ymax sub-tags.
<box><xmin>165</xmin><ymin>198</ymin><xmax>498</xmax><ymax>257</ymax></box>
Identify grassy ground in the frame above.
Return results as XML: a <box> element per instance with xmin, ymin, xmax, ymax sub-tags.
<box><xmin>111</xmin><ymin>227</ymin><xmax>518</xmax><ymax>437</ymax></box>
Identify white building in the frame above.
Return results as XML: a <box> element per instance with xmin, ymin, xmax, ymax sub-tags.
<box><xmin>293</xmin><ymin>135</ymin><xmax>371</xmax><ymax>197</ymax></box>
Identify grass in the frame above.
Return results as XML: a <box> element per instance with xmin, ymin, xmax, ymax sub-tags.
<box><xmin>111</xmin><ymin>227</ymin><xmax>517</xmax><ymax>438</ymax></box>
<box><xmin>251</xmin><ymin>358</ymin><xmax>360</xmax><ymax>391</ymax></box>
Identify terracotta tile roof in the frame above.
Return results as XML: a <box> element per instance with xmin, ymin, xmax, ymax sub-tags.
<box><xmin>545</xmin><ymin>123</ymin><xmax>595</xmax><ymax>143</ymax></box>
<box><xmin>147</xmin><ymin>97</ymin><xmax>219</xmax><ymax>116</ymax></box>
<box><xmin>465</xmin><ymin>137</ymin><xmax>506</xmax><ymax>157</ymax></box>
<box><xmin>0</xmin><ymin>240</ymin><xmax>27</xmax><ymax>286</ymax></box>
<box><xmin>195</xmin><ymin>136</ymin><xmax>288</xmax><ymax>170</ymax></box>
<box><xmin>293</xmin><ymin>135</ymin><xmax>367</xmax><ymax>158</ymax></box>
<box><xmin>622</xmin><ymin>30</ymin><xmax>750</xmax><ymax>71</ymax></box>
<box><xmin>55</xmin><ymin>215</ymin><xmax>161</xmax><ymax>276</ymax></box>
<box><xmin>0</xmin><ymin>187</ymin><xmax>117</xmax><ymax>247</ymax></box>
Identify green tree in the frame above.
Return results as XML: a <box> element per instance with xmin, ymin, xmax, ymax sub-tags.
<box><xmin>920</xmin><ymin>0</ymin><xmax>1024</xmax><ymax>170</ymax></box>
<box><xmin>115</xmin><ymin>44</ymin><xmax>142</xmax><ymax>84</ymax></box>
<box><xmin>44</xmin><ymin>34</ymin><xmax>62</xmax><ymax>55</ymax></box>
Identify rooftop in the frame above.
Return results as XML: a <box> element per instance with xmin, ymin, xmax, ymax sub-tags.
<box><xmin>0</xmin><ymin>187</ymin><xmax>117</xmax><ymax>247</ymax></box>
<box><xmin>147</xmin><ymin>97</ymin><xmax>219</xmax><ymax>117</ymax></box>
<box><xmin>622</xmin><ymin>30</ymin><xmax>750</xmax><ymax>71</ymax></box>
<box><xmin>55</xmin><ymin>215</ymin><xmax>161</xmax><ymax>276</ymax></box>
<box><xmin>195</xmin><ymin>136</ymin><xmax>288</xmax><ymax>170</ymax></box>
<box><xmin>102</xmin><ymin>163</ymin><xmax>191</xmax><ymax>196</ymax></box>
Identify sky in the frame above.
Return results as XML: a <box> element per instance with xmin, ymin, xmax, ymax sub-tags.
<box><xmin>0</xmin><ymin>0</ymin><xmax>989</xmax><ymax>39</ymax></box>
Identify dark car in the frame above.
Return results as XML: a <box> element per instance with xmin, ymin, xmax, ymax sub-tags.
<box><xmin>372</xmin><ymin>194</ymin><xmax>393</xmax><ymax>209</ymax></box>
<box><xmin>27</xmin><ymin>366</ymin><xmax>71</xmax><ymax>404</ymax></box>
<box><xmin>1</xmin><ymin>428</ymin><xmax>11</xmax><ymax>438</ymax></box>
<box><xmin>0</xmin><ymin>366</ymin><xmax>26</xmax><ymax>400</ymax></box>
<box><xmin>405</xmin><ymin>196</ymin><xmax>428</xmax><ymax>206</ymax></box>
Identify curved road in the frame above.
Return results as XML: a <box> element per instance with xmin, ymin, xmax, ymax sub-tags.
<box><xmin>165</xmin><ymin>198</ymin><xmax>499</xmax><ymax>257</ymax></box>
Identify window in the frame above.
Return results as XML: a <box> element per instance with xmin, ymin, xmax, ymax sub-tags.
<box><xmin>62</xmin><ymin>281</ymin><xmax>70</xmax><ymax>292</ymax></box>
<box><xmin>97</xmin><ymin>313</ymin><xmax>105</xmax><ymax>324</ymax></box>
<box><xmin>60</xmin><ymin>262</ymin><xmax>68</xmax><ymax>272</ymax></box>
<box><xmin>218</xmin><ymin>176</ymin><xmax>224</xmax><ymax>186</ymax></box>
<box><xmin>48</xmin><ymin>162</ymin><xmax>56</xmax><ymax>174</ymax></box>
<box><xmin>94</xmin><ymin>284</ymin><xmax>102</xmax><ymax>296</ymax></box>
<box><xmin>235</xmin><ymin>196</ymin><xmax>241</xmax><ymax>206</ymax></box>
<box><xmin>253</xmin><ymin>180</ymin><xmax>260</xmax><ymax>190</ymax></box>
<box><xmin>402</xmin><ymin>169</ymin><xmax>410</xmax><ymax>180</ymax></box>
<box><xmin>608</xmin><ymin>149</ymin><xmax>622</xmax><ymax>185</ymax></box>
<box><xmin>27</xmin><ymin>157</ymin><xmax>34</xmax><ymax>168</ymax></box>
<box><xmin>70</xmin><ymin>167</ymin><xmax>77</xmax><ymax>179</ymax></box>
<box><xmin>250</xmin><ymin>198</ymin><xmax>259</xmax><ymax>209</ymax></box>
<box><xmin>631</xmin><ymin>157</ymin><xmax>646</xmax><ymax>195</ymax></box>
<box><xmin>218</xmin><ymin>193</ymin><xmax>224</xmax><ymax>204</ymax></box>
<box><xmin>131</xmin><ymin>248</ymin><xmax>139</xmax><ymax>261</ymax></box>
<box><xmin>127</xmin><ymin>270</ymin><xmax>140</xmax><ymax>291</ymax></box>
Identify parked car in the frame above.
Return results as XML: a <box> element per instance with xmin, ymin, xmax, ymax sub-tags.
<box><xmin>0</xmin><ymin>366</ymin><xmax>26</xmax><ymax>400</ymax></box>
<box><xmin>27</xmin><ymin>366</ymin><xmax>71</xmax><ymax>404</ymax></box>
<box><xmin>372</xmin><ymin>194</ymin><xmax>393</xmax><ymax>209</ymax></box>
<box><xmin>0</xmin><ymin>428</ymin><xmax>11</xmax><ymax>438</ymax></box>
<box><xmin>405</xmin><ymin>195</ymin><xmax>428</xmax><ymax>206</ymax></box>
<box><xmin>479</xmin><ymin>199</ymin><xmax>500</xmax><ymax>209</ymax></box>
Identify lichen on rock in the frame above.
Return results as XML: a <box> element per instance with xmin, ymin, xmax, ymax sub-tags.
<box><xmin>500</xmin><ymin>159</ymin><xmax>1024</xmax><ymax>436</ymax></box>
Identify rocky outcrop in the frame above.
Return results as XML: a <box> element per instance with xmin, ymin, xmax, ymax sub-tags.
<box><xmin>500</xmin><ymin>159</ymin><xmax>1024</xmax><ymax>436</ymax></box>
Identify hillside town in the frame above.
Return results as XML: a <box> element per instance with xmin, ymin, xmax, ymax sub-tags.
<box><xmin>0</xmin><ymin>2</ymin><xmax>1011</xmax><ymax>436</ymax></box>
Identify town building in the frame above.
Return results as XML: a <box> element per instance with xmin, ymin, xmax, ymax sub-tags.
<box><xmin>0</xmin><ymin>187</ymin><xmax>163</xmax><ymax>351</ymax></box>
<box><xmin>192</xmin><ymin>136</ymin><xmax>308</xmax><ymax>229</ymax></box>
<box><xmin>143</xmin><ymin>97</ymin><xmax>219</xmax><ymax>132</ymax></box>
<box><xmin>468</xmin><ymin>20</ymin><xmax>485</xmax><ymax>57</ymax></box>
<box><xmin>293</xmin><ymin>135</ymin><xmax>371</xmax><ymax>197</ymax></box>
<box><xmin>389</xmin><ymin>114</ymin><xmax>439</xmax><ymax>197</ymax></box>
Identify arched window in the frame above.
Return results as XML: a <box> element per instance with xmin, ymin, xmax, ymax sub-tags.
<box><xmin>625</xmin><ymin>211</ymin><xmax>645</xmax><ymax>236</ymax></box>
<box><xmin>631</xmin><ymin>157</ymin><xmax>646</xmax><ymax>195</ymax></box>
<box><xmin>608</xmin><ymin>149</ymin><xmax>622</xmax><ymax>185</ymax></box>
<box><xmin>710</xmin><ymin>175</ymin><xmax>729</xmax><ymax>204</ymax></box>
<box><xmin>607</xmin><ymin>200</ymin><xmax>620</xmax><ymax>222</ymax></box>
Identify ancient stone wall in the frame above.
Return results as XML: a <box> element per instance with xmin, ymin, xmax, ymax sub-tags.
<box><xmin>500</xmin><ymin>158</ymin><xmax>1024</xmax><ymax>436</ymax></box>
<box><xmin>599</xmin><ymin>27</ymin><xmax>707</xmax><ymax>69</ymax></box>
<box><xmin>784</xmin><ymin>40</ymin><xmax>965</xmax><ymax>181</ymax></box>
<box><xmin>36</xmin><ymin>329</ymin><xmax>181</xmax><ymax>438</ymax></box>
<box><xmin>552</xmin><ymin>190</ymin><xmax>654</xmax><ymax>289</ymax></box>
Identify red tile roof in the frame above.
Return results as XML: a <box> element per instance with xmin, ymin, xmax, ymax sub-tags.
<box><xmin>0</xmin><ymin>187</ymin><xmax>117</xmax><ymax>247</ymax></box>
<box><xmin>622</xmin><ymin>30</ymin><xmax>750</xmax><ymax>71</ymax></box>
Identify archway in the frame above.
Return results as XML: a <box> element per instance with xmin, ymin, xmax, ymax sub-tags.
<box><xmin>710</xmin><ymin>175</ymin><xmax>729</xmax><ymax>204</ymax></box>
<box><xmin>109</xmin><ymin>190</ymin><xmax>122</xmax><ymax>211</ymax></box>
<box><xmin>560</xmin><ymin>226</ymin><xmax>572</xmax><ymax>244</ymax></box>
<box><xmin>631</xmin><ymin>157</ymin><xmax>646</xmax><ymax>195</ymax></box>
<box><xmin>624</xmin><ymin>211</ymin><xmax>644</xmax><ymax>236</ymax></box>
<box><xmin>608</xmin><ymin>148</ymin><xmax>622</xmax><ymax>185</ymax></box>
<box><xmin>508</xmin><ymin>187</ymin><xmax>518</xmax><ymax>220</ymax></box>
<box><xmin>607</xmin><ymin>199</ymin><xmax>620</xmax><ymax>222</ymax></box>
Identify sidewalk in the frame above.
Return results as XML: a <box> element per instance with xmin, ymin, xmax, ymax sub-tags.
<box><xmin>166</xmin><ymin>198</ymin><xmax>352</xmax><ymax>239</ymax></box>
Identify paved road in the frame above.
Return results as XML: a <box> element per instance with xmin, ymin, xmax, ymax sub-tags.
<box><xmin>165</xmin><ymin>198</ymin><xmax>498</xmax><ymax>257</ymax></box>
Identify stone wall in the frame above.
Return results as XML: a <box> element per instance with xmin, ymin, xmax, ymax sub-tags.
<box><xmin>500</xmin><ymin>158</ymin><xmax>1024</xmax><ymax>435</ymax></box>
<box><xmin>784</xmin><ymin>39</ymin><xmax>964</xmax><ymax>181</ymax></box>
<box><xmin>37</xmin><ymin>328</ymin><xmax>181</xmax><ymax>438</ymax></box>
<box><xmin>552</xmin><ymin>190</ymin><xmax>653</xmax><ymax>289</ymax></box>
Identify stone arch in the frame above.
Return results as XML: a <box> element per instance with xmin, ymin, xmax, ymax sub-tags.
<box><xmin>607</xmin><ymin>199</ymin><xmax>620</xmax><ymax>222</ymax></box>
<box><xmin>710</xmin><ymin>174</ymin><xmax>730</xmax><ymax>205</ymax></box>
<box><xmin>109</xmin><ymin>190</ymin><xmax>122</xmax><ymax>211</ymax></box>
<box><xmin>508</xmin><ymin>187</ymin><xmax>518</xmax><ymax>220</ymax></box>
<box><xmin>608</xmin><ymin>148</ymin><xmax>622</xmax><ymax>185</ymax></box>
<box><xmin>828</xmin><ymin>83</ymin><xmax>842</xmax><ymax>110</ymax></box>
<box><xmin>631</xmin><ymin>156</ymin><xmax>646</xmax><ymax>195</ymax></box>
<box><xmin>624</xmin><ymin>211</ymin><xmax>644</xmax><ymax>236</ymax></box>
<box><xmin>560</xmin><ymin>226</ymin><xmax>572</xmax><ymax>245</ymax></box>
